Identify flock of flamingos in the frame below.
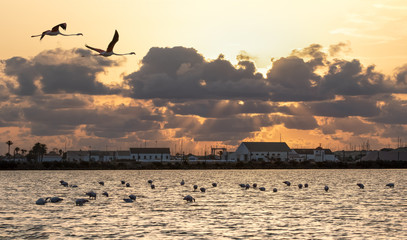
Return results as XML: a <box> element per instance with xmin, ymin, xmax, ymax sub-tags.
<box><xmin>35</xmin><ymin>178</ymin><xmax>396</xmax><ymax>206</ymax></box>
<box><xmin>31</xmin><ymin>23</ymin><xmax>136</xmax><ymax>56</ymax></box>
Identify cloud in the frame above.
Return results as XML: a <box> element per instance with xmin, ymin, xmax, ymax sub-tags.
<box><xmin>168</xmin><ymin>99</ymin><xmax>279</xmax><ymax>118</ymax></box>
<box><xmin>266</xmin><ymin>56</ymin><xmax>327</xmax><ymax>101</ymax></box>
<box><xmin>329</xmin><ymin>42</ymin><xmax>352</xmax><ymax>57</ymax></box>
<box><xmin>320</xmin><ymin>117</ymin><xmax>376</xmax><ymax>135</ymax></box>
<box><xmin>4</xmin><ymin>48</ymin><xmax>121</xmax><ymax>96</ymax></box>
<box><xmin>369</xmin><ymin>98</ymin><xmax>407</xmax><ymax>124</ymax></box>
<box><xmin>307</xmin><ymin>96</ymin><xmax>381</xmax><ymax>118</ymax></box>
<box><xmin>124</xmin><ymin>46</ymin><xmax>267</xmax><ymax>100</ymax></box>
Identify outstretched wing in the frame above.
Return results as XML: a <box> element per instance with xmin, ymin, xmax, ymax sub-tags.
<box><xmin>51</xmin><ymin>23</ymin><xmax>67</xmax><ymax>32</ymax></box>
<box><xmin>106</xmin><ymin>30</ymin><xmax>119</xmax><ymax>52</ymax></box>
<box><xmin>85</xmin><ymin>44</ymin><xmax>104</xmax><ymax>53</ymax></box>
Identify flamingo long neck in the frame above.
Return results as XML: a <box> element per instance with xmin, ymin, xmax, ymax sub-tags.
<box><xmin>59</xmin><ymin>33</ymin><xmax>82</xmax><ymax>36</ymax></box>
<box><xmin>113</xmin><ymin>52</ymin><xmax>135</xmax><ymax>56</ymax></box>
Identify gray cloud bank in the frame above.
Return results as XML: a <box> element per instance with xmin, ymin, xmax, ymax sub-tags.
<box><xmin>1</xmin><ymin>43</ymin><xmax>407</xmax><ymax>149</ymax></box>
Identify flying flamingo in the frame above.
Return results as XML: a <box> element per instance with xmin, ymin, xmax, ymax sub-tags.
<box><xmin>85</xmin><ymin>30</ymin><xmax>135</xmax><ymax>57</ymax></box>
<box><xmin>31</xmin><ymin>23</ymin><xmax>83</xmax><ymax>40</ymax></box>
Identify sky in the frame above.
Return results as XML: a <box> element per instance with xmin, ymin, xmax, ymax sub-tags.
<box><xmin>1</xmin><ymin>0</ymin><xmax>407</xmax><ymax>154</ymax></box>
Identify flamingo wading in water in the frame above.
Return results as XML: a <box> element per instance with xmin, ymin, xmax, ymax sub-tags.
<box><xmin>31</xmin><ymin>23</ymin><xmax>83</xmax><ymax>40</ymax></box>
<box><xmin>85</xmin><ymin>30</ymin><xmax>135</xmax><ymax>57</ymax></box>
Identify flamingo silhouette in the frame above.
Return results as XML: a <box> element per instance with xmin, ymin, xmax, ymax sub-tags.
<box><xmin>31</xmin><ymin>23</ymin><xmax>82</xmax><ymax>40</ymax></box>
<box><xmin>50</xmin><ymin>197</ymin><xmax>63</xmax><ymax>203</ymax></box>
<box><xmin>85</xmin><ymin>30</ymin><xmax>135</xmax><ymax>57</ymax></box>
<box><xmin>36</xmin><ymin>197</ymin><xmax>50</xmax><ymax>205</ymax></box>
<box><xmin>386</xmin><ymin>183</ymin><xmax>395</xmax><ymax>188</ymax></box>
<box><xmin>183</xmin><ymin>195</ymin><xmax>195</xmax><ymax>202</ymax></box>
<box><xmin>85</xmin><ymin>191</ymin><xmax>97</xmax><ymax>199</ymax></box>
<box><xmin>76</xmin><ymin>198</ymin><xmax>89</xmax><ymax>206</ymax></box>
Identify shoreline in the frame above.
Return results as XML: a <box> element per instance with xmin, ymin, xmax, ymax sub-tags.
<box><xmin>1</xmin><ymin>160</ymin><xmax>406</xmax><ymax>170</ymax></box>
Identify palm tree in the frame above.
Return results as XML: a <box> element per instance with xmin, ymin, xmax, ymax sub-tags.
<box><xmin>6</xmin><ymin>140</ymin><xmax>13</xmax><ymax>156</ymax></box>
<box><xmin>14</xmin><ymin>147</ymin><xmax>20</xmax><ymax>161</ymax></box>
<box><xmin>32</xmin><ymin>142</ymin><xmax>47</xmax><ymax>162</ymax></box>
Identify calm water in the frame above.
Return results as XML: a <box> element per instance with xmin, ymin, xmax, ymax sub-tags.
<box><xmin>0</xmin><ymin>169</ymin><xmax>406</xmax><ymax>239</ymax></box>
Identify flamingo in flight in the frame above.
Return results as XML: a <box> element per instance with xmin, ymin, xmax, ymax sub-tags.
<box><xmin>31</xmin><ymin>23</ymin><xmax>83</xmax><ymax>40</ymax></box>
<box><xmin>85</xmin><ymin>30</ymin><xmax>135</xmax><ymax>57</ymax></box>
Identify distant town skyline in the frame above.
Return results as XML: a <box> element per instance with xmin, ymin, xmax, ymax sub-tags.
<box><xmin>1</xmin><ymin>1</ymin><xmax>407</xmax><ymax>154</ymax></box>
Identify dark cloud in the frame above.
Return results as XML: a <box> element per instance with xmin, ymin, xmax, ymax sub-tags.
<box><xmin>4</xmin><ymin>49</ymin><xmax>120</xmax><ymax>96</ymax></box>
<box><xmin>320</xmin><ymin>117</ymin><xmax>376</xmax><ymax>135</ymax></box>
<box><xmin>290</xmin><ymin>43</ymin><xmax>327</xmax><ymax>69</ymax></box>
<box><xmin>0</xmin><ymin>104</ymin><xmax>23</xmax><ymax>127</ymax></box>
<box><xmin>165</xmin><ymin>114</ymin><xmax>275</xmax><ymax>142</ymax></box>
<box><xmin>125</xmin><ymin>46</ymin><xmax>267</xmax><ymax>100</ymax></box>
<box><xmin>369</xmin><ymin>99</ymin><xmax>407</xmax><ymax>124</ymax></box>
<box><xmin>266</xmin><ymin>56</ymin><xmax>327</xmax><ymax>101</ymax></box>
<box><xmin>395</xmin><ymin>64</ymin><xmax>407</xmax><ymax>85</ymax></box>
<box><xmin>321</xmin><ymin>60</ymin><xmax>393</xmax><ymax>96</ymax></box>
<box><xmin>12</xmin><ymin>94</ymin><xmax>164</xmax><ymax>137</ymax></box>
<box><xmin>279</xmin><ymin>115</ymin><xmax>318</xmax><ymax>130</ymax></box>
<box><xmin>307</xmin><ymin>96</ymin><xmax>381</xmax><ymax>118</ymax></box>
<box><xmin>4</xmin><ymin>57</ymin><xmax>39</xmax><ymax>95</ymax></box>
<box><xmin>168</xmin><ymin>100</ymin><xmax>279</xmax><ymax>118</ymax></box>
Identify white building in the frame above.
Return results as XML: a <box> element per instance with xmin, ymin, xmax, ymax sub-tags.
<box><xmin>291</xmin><ymin>147</ymin><xmax>338</xmax><ymax>162</ymax></box>
<box><xmin>66</xmin><ymin>150</ymin><xmax>90</xmax><ymax>162</ymax></box>
<box><xmin>99</xmin><ymin>151</ymin><xmax>116</xmax><ymax>162</ymax></box>
<box><xmin>42</xmin><ymin>151</ymin><xmax>63</xmax><ymax>162</ymax></box>
<box><xmin>129</xmin><ymin>148</ymin><xmax>171</xmax><ymax>162</ymax></box>
<box><xmin>235</xmin><ymin>142</ymin><xmax>291</xmax><ymax>162</ymax></box>
<box><xmin>116</xmin><ymin>150</ymin><xmax>131</xmax><ymax>160</ymax></box>
<box><xmin>361</xmin><ymin>151</ymin><xmax>407</xmax><ymax>161</ymax></box>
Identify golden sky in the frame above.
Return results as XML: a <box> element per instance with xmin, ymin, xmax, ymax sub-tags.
<box><xmin>1</xmin><ymin>0</ymin><xmax>407</xmax><ymax>154</ymax></box>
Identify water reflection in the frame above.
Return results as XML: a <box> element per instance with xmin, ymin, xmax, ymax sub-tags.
<box><xmin>0</xmin><ymin>169</ymin><xmax>406</xmax><ymax>239</ymax></box>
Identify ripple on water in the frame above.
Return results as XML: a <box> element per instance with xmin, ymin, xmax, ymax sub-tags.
<box><xmin>0</xmin><ymin>169</ymin><xmax>406</xmax><ymax>239</ymax></box>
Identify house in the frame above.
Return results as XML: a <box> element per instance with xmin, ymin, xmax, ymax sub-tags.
<box><xmin>116</xmin><ymin>150</ymin><xmax>131</xmax><ymax>160</ymax></box>
<box><xmin>361</xmin><ymin>151</ymin><xmax>407</xmax><ymax>161</ymax></box>
<box><xmin>66</xmin><ymin>150</ymin><xmax>90</xmax><ymax>162</ymax></box>
<box><xmin>292</xmin><ymin>147</ymin><xmax>338</xmax><ymax>162</ymax></box>
<box><xmin>99</xmin><ymin>151</ymin><xmax>116</xmax><ymax>162</ymax></box>
<box><xmin>42</xmin><ymin>151</ymin><xmax>63</xmax><ymax>162</ymax></box>
<box><xmin>129</xmin><ymin>148</ymin><xmax>171</xmax><ymax>162</ymax></box>
<box><xmin>235</xmin><ymin>142</ymin><xmax>291</xmax><ymax>161</ymax></box>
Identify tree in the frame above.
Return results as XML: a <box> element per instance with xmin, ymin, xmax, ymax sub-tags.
<box><xmin>6</xmin><ymin>140</ymin><xmax>13</xmax><ymax>156</ymax></box>
<box><xmin>32</xmin><ymin>142</ymin><xmax>47</xmax><ymax>162</ymax></box>
<box><xmin>21</xmin><ymin>149</ymin><xmax>27</xmax><ymax>156</ymax></box>
<box><xmin>14</xmin><ymin>147</ymin><xmax>20</xmax><ymax>161</ymax></box>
